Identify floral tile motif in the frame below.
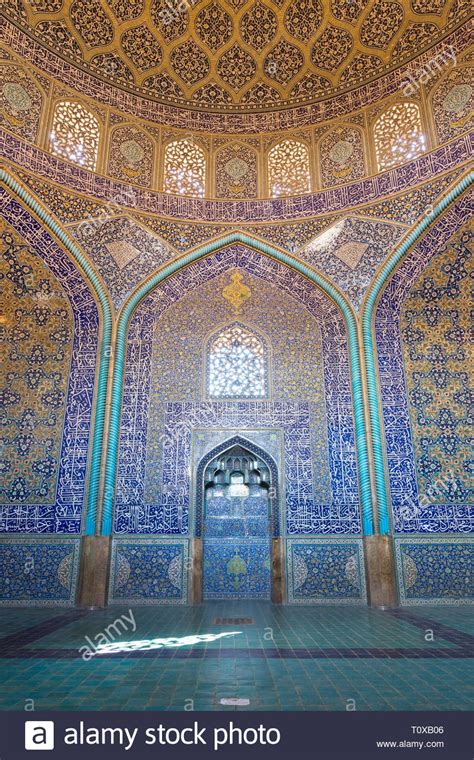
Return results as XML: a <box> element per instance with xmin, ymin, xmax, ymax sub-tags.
<box><xmin>0</xmin><ymin>538</ymin><xmax>80</xmax><ymax>605</ymax></box>
<box><xmin>375</xmin><ymin>200</ymin><xmax>473</xmax><ymax>534</ymax></box>
<box><xmin>109</xmin><ymin>539</ymin><xmax>189</xmax><ymax>604</ymax></box>
<box><xmin>0</xmin><ymin>195</ymin><xmax>99</xmax><ymax>535</ymax></box>
<box><xmin>301</xmin><ymin>216</ymin><xmax>406</xmax><ymax>309</ymax></box>
<box><xmin>115</xmin><ymin>246</ymin><xmax>360</xmax><ymax>537</ymax></box>
<box><xmin>395</xmin><ymin>538</ymin><xmax>473</xmax><ymax>605</ymax></box>
<box><xmin>287</xmin><ymin>538</ymin><xmax>366</xmax><ymax>604</ymax></box>
<box><xmin>204</xmin><ymin>539</ymin><xmax>271</xmax><ymax>599</ymax></box>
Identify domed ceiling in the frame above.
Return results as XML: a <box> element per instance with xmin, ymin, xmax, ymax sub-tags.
<box><xmin>3</xmin><ymin>0</ymin><xmax>468</xmax><ymax>112</ymax></box>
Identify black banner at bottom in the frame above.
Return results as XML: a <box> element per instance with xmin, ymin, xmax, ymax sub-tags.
<box><xmin>2</xmin><ymin>711</ymin><xmax>472</xmax><ymax>759</ymax></box>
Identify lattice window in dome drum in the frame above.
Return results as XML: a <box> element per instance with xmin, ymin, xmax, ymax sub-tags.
<box><xmin>49</xmin><ymin>100</ymin><xmax>100</xmax><ymax>170</ymax></box>
<box><xmin>206</xmin><ymin>322</ymin><xmax>269</xmax><ymax>400</ymax></box>
<box><xmin>163</xmin><ymin>139</ymin><xmax>206</xmax><ymax>197</ymax></box>
<box><xmin>268</xmin><ymin>139</ymin><xmax>310</xmax><ymax>197</ymax></box>
<box><xmin>374</xmin><ymin>102</ymin><xmax>426</xmax><ymax>171</ymax></box>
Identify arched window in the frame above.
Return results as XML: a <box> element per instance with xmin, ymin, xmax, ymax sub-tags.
<box><xmin>49</xmin><ymin>100</ymin><xmax>100</xmax><ymax>170</ymax></box>
<box><xmin>163</xmin><ymin>138</ymin><xmax>206</xmax><ymax>196</ymax></box>
<box><xmin>373</xmin><ymin>102</ymin><xmax>426</xmax><ymax>171</ymax></box>
<box><xmin>206</xmin><ymin>322</ymin><xmax>269</xmax><ymax>399</ymax></box>
<box><xmin>268</xmin><ymin>139</ymin><xmax>310</xmax><ymax>196</ymax></box>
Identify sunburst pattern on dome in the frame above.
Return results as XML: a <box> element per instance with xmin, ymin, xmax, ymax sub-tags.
<box><xmin>2</xmin><ymin>0</ymin><xmax>467</xmax><ymax>112</ymax></box>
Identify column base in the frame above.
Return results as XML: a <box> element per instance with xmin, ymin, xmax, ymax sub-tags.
<box><xmin>363</xmin><ymin>534</ymin><xmax>398</xmax><ymax>608</ymax></box>
<box><xmin>76</xmin><ymin>535</ymin><xmax>111</xmax><ymax>608</ymax></box>
<box><xmin>271</xmin><ymin>537</ymin><xmax>285</xmax><ymax>604</ymax></box>
<box><xmin>190</xmin><ymin>538</ymin><xmax>203</xmax><ymax>605</ymax></box>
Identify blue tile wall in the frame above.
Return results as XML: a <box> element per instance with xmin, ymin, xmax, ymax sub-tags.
<box><xmin>109</xmin><ymin>539</ymin><xmax>189</xmax><ymax>605</ymax></box>
<box><xmin>0</xmin><ymin>539</ymin><xmax>80</xmax><ymax>606</ymax></box>
<box><xmin>287</xmin><ymin>538</ymin><xmax>366</xmax><ymax>604</ymax></box>
<box><xmin>395</xmin><ymin>538</ymin><xmax>473</xmax><ymax>605</ymax></box>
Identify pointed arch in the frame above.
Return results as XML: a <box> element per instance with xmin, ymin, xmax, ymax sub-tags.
<box><xmin>0</xmin><ymin>167</ymin><xmax>113</xmax><ymax>536</ymax></box>
<box><xmin>195</xmin><ymin>434</ymin><xmax>280</xmax><ymax>538</ymax></box>
<box><xmin>361</xmin><ymin>169</ymin><xmax>473</xmax><ymax>535</ymax></box>
<box><xmin>102</xmin><ymin>230</ymin><xmax>374</xmax><ymax>537</ymax></box>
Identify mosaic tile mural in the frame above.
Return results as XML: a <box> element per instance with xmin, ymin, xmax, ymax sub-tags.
<box><xmin>72</xmin><ymin>215</ymin><xmax>174</xmax><ymax>309</ymax></box>
<box><xmin>0</xmin><ymin>199</ymin><xmax>99</xmax><ymax>535</ymax></box>
<box><xmin>430</xmin><ymin>66</ymin><xmax>473</xmax><ymax>144</ymax></box>
<box><xmin>204</xmin><ymin>539</ymin><xmax>271</xmax><ymax>600</ymax></box>
<box><xmin>0</xmin><ymin>538</ymin><xmax>80</xmax><ymax>605</ymax></box>
<box><xmin>115</xmin><ymin>246</ymin><xmax>360</xmax><ymax>545</ymax></box>
<box><xmin>287</xmin><ymin>538</ymin><xmax>366</xmax><ymax>604</ymax></box>
<box><xmin>301</xmin><ymin>216</ymin><xmax>407</xmax><ymax>309</ymax></box>
<box><xmin>106</xmin><ymin>125</ymin><xmax>155</xmax><ymax>188</ymax></box>
<box><xmin>109</xmin><ymin>539</ymin><xmax>189</xmax><ymax>604</ymax></box>
<box><xmin>376</xmin><ymin>200</ymin><xmax>473</xmax><ymax>535</ymax></box>
<box><xmin>1</xmin><ymin>226</ymin><xmax>73</xmax><ymax>507</ymax></box>
<box><xmin>0</xmin><ymin>63</ymin><xmax>43</xmax><ymax>142</ymax></box>
<box><xmin>317</xmin><ymin>126</ymin><xmax>366</xmax><ymax>188</ymax></box>
<box><xmin>395</xmin><ymin>538</ymin><xmax>473</xmax><ymax>605</ymax></box>
<box><xmin>2</xmin><ymin>129</ymin><xmax>471</xmax><ymax>224</ymax></box>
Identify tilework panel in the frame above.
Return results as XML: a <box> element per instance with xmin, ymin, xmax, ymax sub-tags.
<box><xmin>431</xmin><ymin>67</ymin><xmax>473</xmax><ymax>144</ymax></box>
<box><xmin>395</xmin><ymin>538</ymin><xmax>473</xmax><ymax>605</ymax></box>
<box><xmin>1</xmin><ymin>129</ymin><xmax>472</xmax><ymax>223</ymax></box>
<box><xmin>400</xmin><ymin>229</ymin><xmax>472</xmax><ymax>509</ymax></box>
<box><xmin>2</xmin><ymin>18</ymin><xmax>470</xmax><ymax>132</ymax></box>
<box><xmin>0</xmin><ymin>64</ymin><xmax>43</xmax><ymax>142</ymax></box>
<box><xmin>115</xmin><ymin>246</ymin><xmax>360</xmax><ymax>537</ymax></box>
<box><xmin>301</xmin><ymin>216</ymin><xmax>406</xmax><ymax>309</ymax></box>
<box><xmin>71</xmin><ymin>216</ymin><xmax>174</xmax><ymax>309</ymax></box>
<box><xmin>0</xmin><ymin>538</ymin><xmax>80</xmax><ymax>605</ymax></box>
<box><xmin>1</xmin><ymin>226</ymin><xmax>72</xmax><ymax>507</ymax></box>
<box><xmin>375</xmin><ymin>199</ymin><xmax>473</xmax><ymax>534</ymax></box>
<box><xmin>109</xmin><ymin>539</ymin><xmax>189</xmax><ymax>605</ymax></box>
<box><xmin>203</xmin><ymin>539</ymin><xmax>271</xmax><ymax>600</ymax></box>
<box><xmin>287</xmin><ymin>538</ymin><xmax>366</xmax><ymax>604</ymax></box>
<box><xmin>0</xmin><ymin>194</ymin><xmax>99</xmax><ymax>535</ymax></box>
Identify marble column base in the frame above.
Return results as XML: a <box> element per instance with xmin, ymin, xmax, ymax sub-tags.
<box><xmin>189</xmin><ymin>537</ymin><xmax>203</xmax><ymax>605</ymax></box>
<box><xmin>363</xmin><ymin>534</ymin><xmax>398</xmax><ymax>608</ymax></box>
<box><xmin>271</xmin><ymin>537</ymin><xmax>285</xmax><ymax>604</ymax></box>
<box><xmin>76</xmin><ymin>535</ymin><xmax>111</xmax><ymax>608</ymax></box>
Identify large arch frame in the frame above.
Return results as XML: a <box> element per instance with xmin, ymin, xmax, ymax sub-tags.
<box><xmin>361</xmin><ymin>168</ymin><xmax>473</xmax><ymax>536</ymax></box>
<box><xmin>102</xmin><ymin>231</ymin><xmax>374</xmax><ymax>537</ymax></box>
<box><xmin>374</xmin><ymin>195</ymin><xmax>472</xmax><ymax>536</ymax></box>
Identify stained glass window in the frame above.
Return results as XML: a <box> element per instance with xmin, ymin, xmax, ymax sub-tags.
<box><xmin>206</xmin><ymin>322</ymin><xmax>268</xmax><ymax>399</ymax></box>
<box><xmin>163</xmin><ymin>138</ymin><xmax>206</xmax><ymax>196</ymax></box>
<box><xmin>49</xmin><ymin>100</ymin><xmax>100</xmax><ymax>170</ymax></box>
<box><xmin>268</xmin><ymin>139</ymin><xmax>310</xmax><ymax>196</ymax></box>
<box><xmin>373</xmin><ymin>102</ymin><xmax>426</xmax><ymax>171</ymax></box>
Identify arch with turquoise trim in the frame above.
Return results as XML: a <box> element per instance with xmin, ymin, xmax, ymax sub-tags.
<box><xmin>0</xmin><ymin>168</ymin><xmax>113</xmax><ymax>536</ymax></box>
<box><xmin>101</xmin><ymin>232</ymin><xmax>374</xmax><ymax>537</ymax></box>
<box><xmin>360</xmin><ymin>170</ymin><xmax>474</xmax><ymax>536</ymax></box>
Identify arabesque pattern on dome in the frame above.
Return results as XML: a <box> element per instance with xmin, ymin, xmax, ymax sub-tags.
<box><xmin>2</xmin><ymin>0</ymin><xmax>469</xmax><ymax>112</ymax></box>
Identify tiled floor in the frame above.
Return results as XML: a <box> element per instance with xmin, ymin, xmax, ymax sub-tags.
<box><xmin>0</xmin><ymin>602</ymin><xmax>472</xmax><ymax>711</ymax></box>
